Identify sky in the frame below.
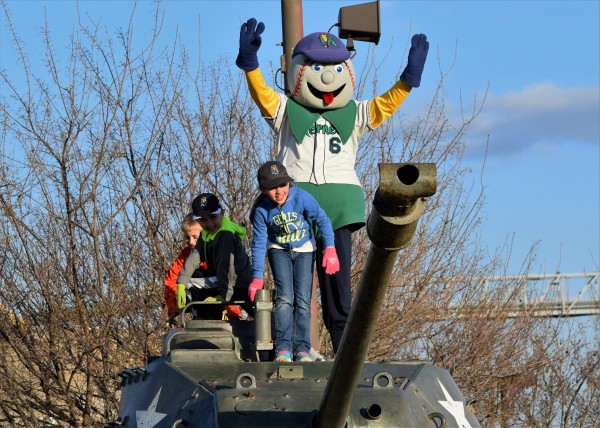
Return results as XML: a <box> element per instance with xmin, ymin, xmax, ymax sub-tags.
<box><xmin>1</xmin><ymin>0</ymin><xmax>599</xmax><ymax>279</ymax></box>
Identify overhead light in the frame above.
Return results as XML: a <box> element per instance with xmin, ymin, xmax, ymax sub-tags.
<box><xmin>338</xmin><ymin>0</ymin><xmax>381</xmax><ymax>50</ymax></box>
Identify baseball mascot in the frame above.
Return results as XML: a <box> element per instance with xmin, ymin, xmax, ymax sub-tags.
<box><xmin>236</xmin><ymin>18</ymin><xmax>429</xmax><ymax>354</ymax></box>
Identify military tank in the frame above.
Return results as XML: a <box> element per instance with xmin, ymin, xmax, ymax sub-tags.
<box><xmin>109</xmin><ymin>163</ymin><xmax>481</xmax><ymax>428</ymax></box>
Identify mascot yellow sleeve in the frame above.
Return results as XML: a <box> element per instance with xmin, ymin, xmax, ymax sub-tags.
<box><xmin>369</xmin><ymin>80</ymin><xmax>412</xmax><ymax>128</ymax></box>
<box><xmin>244</xmin><ymin>69</ymin><xmax>280</xmax><ymax>118</ymax></box>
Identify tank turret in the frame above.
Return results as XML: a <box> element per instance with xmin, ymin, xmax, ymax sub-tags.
<box><xmin>109</xmin><ymin>163</ymin><xmax>480</xmax><ymax>428</ymax></box>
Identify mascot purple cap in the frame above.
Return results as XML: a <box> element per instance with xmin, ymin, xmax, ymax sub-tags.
<box><xmin>292</xmin><ymin>32</ymin><xmax>351</xmax><ymax>63</ymax></box>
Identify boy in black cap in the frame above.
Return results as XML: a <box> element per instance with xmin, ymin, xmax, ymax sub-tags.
<box><xmin>175</xmin><ymin>193</ymin><xmax>252</xmax><ymax>318</ymax></box>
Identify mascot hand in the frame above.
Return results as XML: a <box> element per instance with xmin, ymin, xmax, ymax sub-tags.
<box><xmin>236</xmin><ymin>18</ymin><xmax>265</xmax><ymax>70</ymax></box>
<box><xmin>400</xmin><ymin>34</ymin><xmax>429</xmax><ymax>88</ymax></box>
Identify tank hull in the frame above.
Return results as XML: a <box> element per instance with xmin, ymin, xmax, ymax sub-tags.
<box><xmin>116</xmin><ymin>344</ymin><xmax>479</xmax><ymax>427</ymax></box>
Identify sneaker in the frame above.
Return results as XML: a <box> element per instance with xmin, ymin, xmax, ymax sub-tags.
<box><xmin>295</xmin><ymin>351</ymin><xmax>314</xmax><ymax>362</ymax></box>
<box><xmin>274</xmin><ymin>350</ymin><xmax>292</xmax><ymax>362</ymax></box>
<box><xmin>309</xmin><ymin>347</ymin><xmax>326</xmax><ymax>362</ymax></box>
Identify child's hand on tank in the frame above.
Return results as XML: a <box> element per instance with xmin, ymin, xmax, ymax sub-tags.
<box><xmin>248</xmin><ymin>278</ymin><xmax>264</xmax><ymax>301</ymax></box>
<box><xmin>168</xmin><ymin>312</ymin><xmax>179</xmax><ymax>328</ymax></box>
<box><xmin>176</xmin><ymin>283</ymin><xmax>187</xmax><ymax>310</ymax></box>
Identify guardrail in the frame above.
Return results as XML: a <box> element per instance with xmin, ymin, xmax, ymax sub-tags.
<box><xmin>447</xmin><ymin>272</ymin><xmax>600</xmax><ymax>318</ymax></box>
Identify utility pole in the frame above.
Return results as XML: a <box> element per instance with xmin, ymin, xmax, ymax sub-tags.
<box><xmin>280</xmin><ymin>0</ymin><xmax>325</xmax><ymax>350</ymax></box>
<box><xmin>280</xmin><ymin>0</ymin><xmax>303</xmax><ymax>94</ymax></box>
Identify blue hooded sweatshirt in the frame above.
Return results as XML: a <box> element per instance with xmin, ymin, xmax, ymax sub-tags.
<box><xmin>251</xmin><ymin>186</ymin><xmax>335</xmax><ymax>279</ymax></box>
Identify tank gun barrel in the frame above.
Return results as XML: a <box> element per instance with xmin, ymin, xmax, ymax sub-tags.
<box><xmin>315</xmin><ymin>163</ymin><xmax>437</xmax><ymax>428</ymax></box>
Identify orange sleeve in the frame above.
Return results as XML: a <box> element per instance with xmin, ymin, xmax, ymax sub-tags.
<box><xmin>164</xmin><ymin>247</ymin><xmax>192</xmax><ymax>314</ymax></box>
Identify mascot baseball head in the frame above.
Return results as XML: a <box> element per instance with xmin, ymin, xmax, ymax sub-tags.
<box><xmin>286</xmin><ymin>32</ymin><xmax>355</xmax><ymax>110</ymax></box>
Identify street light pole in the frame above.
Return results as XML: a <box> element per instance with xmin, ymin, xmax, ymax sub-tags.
<box><xmin>280</xmin><ymin>0</ymin><xmax>303</xmax><ymax>94</ymax></box>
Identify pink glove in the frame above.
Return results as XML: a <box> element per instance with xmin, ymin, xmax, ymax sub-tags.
<box><xmin>322</xmin><ymin>247</ymin><xmax>340</xmax><ymax>275</ymax></box>
<box><xmin>248</xmin><ymin>278</ymin><xmax>264</xmax><ymax>302</ymax></box>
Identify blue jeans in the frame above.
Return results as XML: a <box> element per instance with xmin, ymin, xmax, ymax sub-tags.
<box><xmin>268</xmin><ymin>248</ymin><xmax>315</xmax><ymax>356</ymax></box>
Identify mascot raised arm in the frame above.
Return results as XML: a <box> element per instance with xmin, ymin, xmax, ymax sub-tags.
<box><xmin>236</xmin><ymin>18</ymin><xmax>428</xmax><ymax>354</ymax></box>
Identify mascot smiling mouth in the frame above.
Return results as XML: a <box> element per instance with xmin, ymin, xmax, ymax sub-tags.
<box><xmin>308</xmin><ymin>83</ymin><xmax>346</xmax><ymax>105</ymax></box>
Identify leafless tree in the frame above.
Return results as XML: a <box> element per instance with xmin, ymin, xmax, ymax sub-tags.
<box><xmin>0</xmin><ymin>1</ymin><xmax>597</xmax><ymax>427</ymax></box>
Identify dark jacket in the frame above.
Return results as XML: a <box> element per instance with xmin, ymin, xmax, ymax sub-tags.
<box><xmin>177</xmin><ymin>216</ymin><xmax>252</xmax><ymax>300</ymax></box>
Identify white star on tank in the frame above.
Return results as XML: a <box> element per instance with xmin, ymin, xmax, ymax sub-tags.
<box><xmin>437</xmin><ymin>379</ymin><xmax>473</xmax><ymax>428</ymax></box>
<box><xmin>136</xmin><ymin>387</ymin><xmax>167</xmax><ymax>427</ymax></box>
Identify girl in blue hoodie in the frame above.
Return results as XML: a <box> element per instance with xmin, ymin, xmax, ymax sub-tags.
<box><xmin>249</xmin><ymin>161</ymin><xmax>339</xmax><ymax>363</ymax></box>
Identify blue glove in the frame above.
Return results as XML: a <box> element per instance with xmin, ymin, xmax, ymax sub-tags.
<box><xmin>400</xmin><ymin>34</ymin><xmax>429</xmax><ymax>88</ymax></box>
<box><xmin>236</xmin><ymin>18</ymin><xmax>265</xmax><ymax>70</ymax></box>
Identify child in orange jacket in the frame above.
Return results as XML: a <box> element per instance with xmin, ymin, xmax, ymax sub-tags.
<box><xmin>164</xmin><ymin>213</ymin><xmax>202</xmax><ymax>327</ymax></box>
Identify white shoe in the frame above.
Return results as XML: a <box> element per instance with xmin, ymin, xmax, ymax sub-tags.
<box><xmin>309</xmin><ymin>347</ymin><xmax>326</xmax><ymax>361</ymax></box>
